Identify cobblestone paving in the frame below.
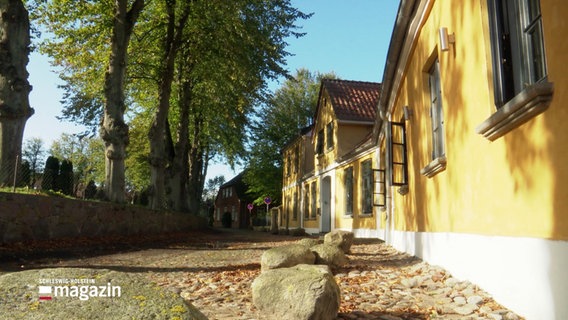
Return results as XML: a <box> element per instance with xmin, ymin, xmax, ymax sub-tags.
<box><xmin>0</xmin><ymin>229</ymin><xmax>523</xmax><ymax>320</ymax></box>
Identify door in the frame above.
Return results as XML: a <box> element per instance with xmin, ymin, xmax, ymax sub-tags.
<box><xmin>320</xmin><ymin>176</ymin><xmax>332</xmax><ymax>233</ymax></box>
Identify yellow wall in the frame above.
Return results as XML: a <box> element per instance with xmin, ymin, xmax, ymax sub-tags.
<box><xmin>334</xmin><ymin>153</ymin><xmax>377</xmax><ymax>231</ymax></box>
<box><xmin>389</xmin><ymin>0</ymin><xmax>568</xmax><ymax>240</ymax></box>
<box><xmin>282</xmin><ymin>184</ymin><xmax>301</xmax><ymax>228</ymax></box>
<box><xmin>314</xmin><ymin>92</ymin><xmax>337</xmax><ymax>172</ymax></box>
<box><xmin>337</xmin><ymin>124</ymin><xmax>373</xmax><ymax>156</ymax></box>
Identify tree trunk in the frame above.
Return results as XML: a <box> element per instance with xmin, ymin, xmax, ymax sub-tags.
<box><xmin>148</xmin><ymin>1</ymin><xmax>190</xmax><ymax>210</ymax></box>
<box><xmin>100</xmin><ymin>0</ymin><xmax>144</xmax><ymax>203</ymax></box>
<box><xmin>186</xmin><ymin>113</ymin><xmax>208</xmax><ymax>215</ymax></box>
<box><xmin>0</xmin><ymin>0</ymin><xmax>34</xmax><ymax>187</ymax></box>
<box><xmin>165</xmin><ymin>72</ymin><xmax>191</xmax><ymax>212</ymax></box>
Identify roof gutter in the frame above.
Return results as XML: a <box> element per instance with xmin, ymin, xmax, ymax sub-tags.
<box><xmin>337</xmin><ymin>119</ymin><xmax>375</xmax><ymax>126</ymax></box>
<box><xmin>373</xmin><ymin>0</ymin><xmax>419</xmax><ymax>142</ymax></box>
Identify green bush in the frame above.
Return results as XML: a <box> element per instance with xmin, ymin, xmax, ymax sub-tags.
<box><xmin>221</xmin><ymin>212</ymin><xmax>232</xmax><ymax>228</ymax></box>
<box><xmin>58</xmin><ymin>159</ymin><xmax>74</xmax><ymax>195</ymax></box>
<box><xmin>42</xmin><ymin>156</ymin><xmax>59</xmax><ymax>191</ymax></box>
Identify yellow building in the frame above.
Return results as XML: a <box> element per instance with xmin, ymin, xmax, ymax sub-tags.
<box><xmin>281</xmin><ymin>79</ymin><xmax>382</xmax><ymax>236</ymax></box>
<box><xmin>281</xmin><ymin>125</ymin><xmax>314</xmax><ymax>231</ymax></box>
<box><xmin>375</xmin><ymin>1</ymin><xmax>567</xmax><ymax>319</ymax></box>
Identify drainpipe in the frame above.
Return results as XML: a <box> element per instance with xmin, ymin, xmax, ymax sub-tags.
<box><xmin>377</xmin><ymin>0</ymin><xmax>417</xmax><ymax>245</ymax></box>
<box><xmin>384</xmin><ymin>123</ymin><xmax>393</xmax><ymax>244</ymax></box>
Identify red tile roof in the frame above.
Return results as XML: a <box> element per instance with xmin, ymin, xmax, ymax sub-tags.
<box><xmin>321</xmin><ymin>79</ymin><xmax>381</xmax><ymax>122</ymax></box>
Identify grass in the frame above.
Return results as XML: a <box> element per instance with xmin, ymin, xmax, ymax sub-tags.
<box><xmin>0</xmin><ymin>186</ymin><xmax>76</xmax><ymax>199</ymax></box>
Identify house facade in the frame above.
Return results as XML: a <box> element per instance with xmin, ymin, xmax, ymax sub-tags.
<box><xmin>281</xmin><ymin>125</ymin><xmax>314</xmax><ymax>231</ymax></box>
<box><xmin>375</xmin><ymin>1</ymin><xmax>567</xmax><ymax>319</ymax></box>
<box><xmin>213</xmin><ymin>172</ymin><xmax>255</xmax><ymax>229</ymax></box>
<box><xmin>282</xmin><ymin>1</ymin><xmax>567</xmax><ymax>318</ymax></box>
<box><xmin>281</xmin><ymin>79</ymin><xmax>382</xmax><ymax>236</ymax></box>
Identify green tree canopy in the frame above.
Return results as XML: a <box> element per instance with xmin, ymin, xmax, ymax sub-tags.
<box><xmin>50</xmin><ymin>133</ymin><xmax>105</xmax><ymax>187</ymax></box>
<box><xmin>29</xmin><ymin>0</ymin><xmax>311</xmax><ymax>210</ymax></box>
<box><xmin>244</xmin><ymin>69</ymin><xmax>337</xmax><ymax>204</ymax></box>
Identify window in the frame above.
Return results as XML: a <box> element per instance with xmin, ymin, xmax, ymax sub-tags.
<box><xmin>316</xmin><ymin>129</ymin><xmax>324</xmax><ymax>155</ymax></box>
<box><xmin>310</xmin><ymin>181</ymin><xmax>317</xmax><ymax>219</ymax></box>
<box><xmin>294</xmin><ymin>145</ymin><xmax>300</xmax><ymax>173</ymax></box>
<box><xmin>421</xmin><ymin>59</ymin><xmax>447</xmax><ymax>178</ymax></box>
<box><xmin>477</xmin><ymin>0</ymin><xmax>553</xmax><ymax>141</ymax></box>
<box><xmin>361</xmin><ymin>160</ymin><xmax>373</xmax><ymax>214</ymax></box>
<box><xmin>293</xmin><ymin>191</ymin><xmax>298</xmax><ymax>220</ymax></box>
<box><xmin>429</xmin><ymin>59</ymin><xmax>445</xmax><ymax>160</ymax></box>
<box><xmin>304</xmin><ymin>184</ymin><xmax>310</xmax><ymax>219</ymax></box>
<box><xmin>388</xmin><ymin>121</ymin><xmax>408</xmax><ymax>186</ymax></box>
<box><xmin>326</xmin><ymin>122</ymin><xmax>334</xmax><ymax>150</ymax></box>
<box><xmin>374</xmin><ymin>168</ymin><xmax>386</xmax><ymax>208</ymax></box>
<box><xmin>231</xmin><ymin>205</ymin><xmax>236</xmax><ymax>221</ymax></box>
<box><xmin>284</xmin><ymin>153</ymin><xmax>292</xmax><ymax>176</ymax></box>
<box><xmin>344</xmin><ymin>167</ymin><xmax>353</xmax><ymax>215</ymax></box>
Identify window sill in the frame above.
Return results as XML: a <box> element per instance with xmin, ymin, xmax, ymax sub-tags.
<box><xmin>421</xmin><ymin>156</ymin><xmax>447</xmax><ymax>178</ymax></box>
<box><xmin>476</xmin><ymin>82</ymin><xmax>554</xmax><ymax>141</ymax></box>
<box><xmin>359</xmin><ymin>213</ymin><xmax>373</xmax><ymax>218</ymax></box>
<box><xmin>343</xmin><ymin>213</ymin><xmax>353</xmax><ymax>218</ymax></box>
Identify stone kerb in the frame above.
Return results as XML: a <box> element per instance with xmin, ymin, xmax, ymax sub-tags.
<box><xmin>252</xmin><ymin>264</ymin><xmax>341</xmax><ymax>320</ymax></box>
<box><xmin>0</xmin><ymin>268</ymin><xmax>207</xmax><ymax>319</ymax></box>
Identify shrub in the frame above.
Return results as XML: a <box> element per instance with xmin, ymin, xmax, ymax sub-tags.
<box><xmin>84</xmin><ymin>180</ymin><xmax>97</xmax><ymax>199</ymax></box>
<box><xmin>42</xmin><ymin>156</ymin><xmax>59</xmax><ymax>191</ymax></box>
<box><xmin>58</xmin><ymin>159</ymin><xmax>74</xmax><ymax>195</ymax></box>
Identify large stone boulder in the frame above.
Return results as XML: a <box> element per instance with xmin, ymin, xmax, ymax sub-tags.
<box><xmin>252</xmin><ymin>264</ymin><xmax>341</xmax><ymax>320</ymax></box>
<box><xmin>260</xmin><ymin>244</ymin><xmax>316</xmax><ymax>271</ymax></box>
<box><xmin>311</xmin><ymin>243</ymin><xmax>348</xmax><ymax>268</ymax></box>
<box><xmin>0</xmin><ymin>268</ymin><xmax>206</xmax><ymax>320</ymax></box>
<box><xmin>324</xmin><ymin>230</ymin><xmax>354</xmax><ymax>253</ymax></box>
<box><xmin>296</xmin><ymin>238</ymin><xmax>321</xmax><ymax>248</ymax></box>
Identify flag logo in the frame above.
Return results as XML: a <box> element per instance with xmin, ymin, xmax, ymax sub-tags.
<box><xmin>38</xmin><ymin>286</ymin><xmax>52</xmax><ymax>301</ymax></box>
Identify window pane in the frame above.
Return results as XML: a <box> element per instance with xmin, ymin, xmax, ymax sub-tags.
<box><xmin>326</xmin><ymin>122</ymin><xmax>334</xmax><ymax>149</ymax></box>
<box><xmin>527</xmin><ymin>21</ymin><xmax>547</xmax><ymax>83</ymax></box>
<box><xmin>429</xmin><ymin>60</ymin><xmax>445</xmax><ymax>159</ymax></box>
<box><xmin>311</xmin><ymin>182</ymin><xmax>317</xmax><ymax>218</ymax></box>
<box><xmin>304</xmin><ymin>185</ymin><xmax>310</xmax><ymax>219</ymax></box>
<box><xmin>361</xmin><ymin>160</ymin><xmax>373</xmax><ymax>214</ymax></box>
<box><xmin>527</xmin><ymin>0</ymin><xmax>540</xmax><ymax>22</ymax></box>
<box><xmin>293</xmin><ymin>192</ymin><xmax>298</xmax><ymax>220</ymax></box>
<box><xmin>317</xmin><ymin>130</ymin><xmax>324</xmax><ymax>154</ymax></box>
<box><xmin>344</xmin><ymin>167</ymin><xmax>353</xmax><ymax>214</ymax></box>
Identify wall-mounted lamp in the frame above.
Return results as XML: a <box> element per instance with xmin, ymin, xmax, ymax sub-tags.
<box><xmin>439</xmin><ymin>27</ymin><xmax>455</xmax><ymax>52</ymax></box>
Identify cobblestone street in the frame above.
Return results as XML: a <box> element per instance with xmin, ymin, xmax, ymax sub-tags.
<box><xmin>0</xmin><ymin>228</ymin><xmax>523</xmax><ymax>319</ymax></box>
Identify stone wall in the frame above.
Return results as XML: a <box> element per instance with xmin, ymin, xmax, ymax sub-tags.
<box><xmin>0</xmin><ymin>192</ymin><xmax>207</xmax><ymax>243</ymax></box>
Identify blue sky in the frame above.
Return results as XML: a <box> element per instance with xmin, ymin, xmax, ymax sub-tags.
<box><xmin>23</xmin><ymin>0</ymin><xmax>400</xmax><ymax>182</ymax></box>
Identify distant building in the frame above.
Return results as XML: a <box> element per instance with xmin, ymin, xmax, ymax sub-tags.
<box><xmin>213</xmin><ymin>172</ymin><xmax>255</xmax><ymax>229</ymax></box>
<box><xmin>281</xmin><ymin>79</ymin><xmax>382</xmax><ymax>236</ymax></box>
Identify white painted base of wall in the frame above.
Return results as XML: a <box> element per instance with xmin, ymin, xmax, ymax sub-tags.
<box><xmin>304</xmin><ymin>228</ymin><xmax>321</xmax><ymax>235</ymax></box>
<box><xmin>336</xmin><ymin>228</ymin><xmax>382</xmax><ymax>239</ymax></box>
<box><xmin>389</xmin><ymin>230</ymin><xmax>568</xmax><ymax>320</ymax></box>
<box><xmin>305</xmin><ymin>227</ymin><xmax>382</xmax><ymax>238</ymax></box>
